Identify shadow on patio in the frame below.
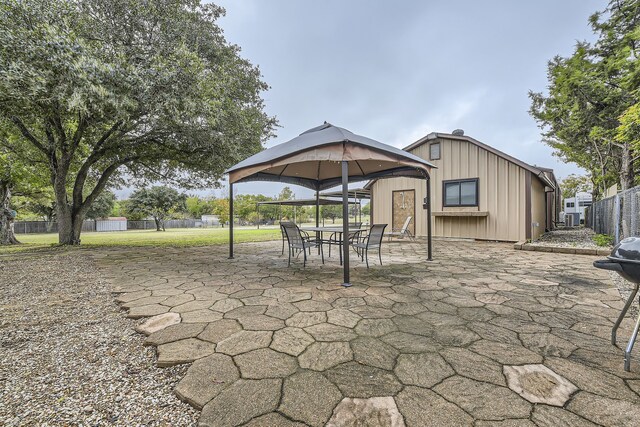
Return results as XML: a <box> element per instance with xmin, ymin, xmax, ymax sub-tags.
<box><xmin>97</xmin><ymin>239</ymin><xmax>640</xmax><ymax>426</ymax></box>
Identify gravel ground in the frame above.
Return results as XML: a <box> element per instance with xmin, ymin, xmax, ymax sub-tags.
<box><xmin>532</xmin><ymin>226</ymin><xmax>602</xmax><ymax>249</ymax></box>
<box><xmin>0</xmin><ymin>250</ymin><xmax>198</xmax><ymax>426</ymax></box>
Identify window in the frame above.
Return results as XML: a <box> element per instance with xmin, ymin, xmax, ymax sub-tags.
<box><xmin>430</xmin><ymin>143</ymin><xmax>440</xmax><ymax>160</ymax></box>
<box><xmin>443</xmin><ymin>179</ymin><xmax>478</xmax><ymax>207</ymax></box>
<box><xmin>566</xmin><ymin>202</ymin><xmax>575</xmax><ymax>208</ymax></box>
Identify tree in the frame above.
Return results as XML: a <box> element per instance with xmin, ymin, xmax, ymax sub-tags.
<box><xmin>559</xmin><ymin>174</ymin><xmax>593</xmax><ymax>200</ymax></box>
<box><xmin>529</xmin><ymin>0</ymin><xmax>640</xmax><ymax>197</ymax></box>
<box><xmin>361</xmin><ymin>203</ymin><xmax>371</xmax><ymax>216</ymax></box>
<box><xmin>0</xmin><ymin>132</ymin><xmax>51</xmax><ymax>244</ymax></box>
<box><xmin>127</xmin><ymin>186</ymin><xmax>186</xmax><ymax>231</ymax></box>
<box><xmin>0</xmin><ymin>0</ymin><xmax>275</xmax><ymax>245</ymax></box>
<box><xmin>211</xmin><ymin>198</ymin><xmax>229</xmax><ymax>224</ymax></box>
<box><xmin>86</xmin><ymin>190</ymin><xmax>116</xmax><ymax>220</ymax></box>
<box><xmin>321</xmin><ymin>205</ymin><xmax>342</xmax><ymax>224</ymax></box>
<box><xmin>185</xmin><ymin>196</ymin><xmax>213</xmax><ymax>219</ymax></box>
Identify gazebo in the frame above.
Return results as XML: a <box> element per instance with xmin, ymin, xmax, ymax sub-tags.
<box><xmin>225</xmin><ymin>122</ymin><xmax>436</xmax><ymax>287</ymax></box>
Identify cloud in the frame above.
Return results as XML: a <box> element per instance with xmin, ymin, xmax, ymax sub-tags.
<box><xmin>388</xmin><ymin>88</ymin><xmax>488</xmax><ymax>148</ymax></box>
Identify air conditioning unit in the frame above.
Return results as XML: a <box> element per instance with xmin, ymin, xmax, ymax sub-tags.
<box><xmin>564</xmin><ymin>214</ymin><xmax>574</xmax><ymax>227</ymax></box>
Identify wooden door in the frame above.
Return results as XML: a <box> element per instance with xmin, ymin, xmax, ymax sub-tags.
<box><xmin>392</xmin><ymin>190</ymin><xmax>415</xmax><ymax>236</ymax></box>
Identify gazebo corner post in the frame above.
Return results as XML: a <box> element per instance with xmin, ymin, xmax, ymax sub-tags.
<box><xmin>229</xmin><ymin>183</ymin><xmax>234</xmax><ymax>259</ymax></box>
<box><xmin>315</xmin><ymin>190</ymin><xmax>320</xmax><ymax>227</ymax></box>
<box><xmin>341</xmin><ymin>161</ymin><xmax>351</xmax><ymax>287</ymax></box>
<box><xmin>426</xmin><ymin>174</ymin><xmax>432</xmax><ymax>261</ymax></box>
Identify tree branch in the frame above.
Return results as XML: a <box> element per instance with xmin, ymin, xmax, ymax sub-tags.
<box><xmin>76</xmin><ymin>157</ymin><xmax>136</xmax><ymax>217</ymax></box>
<box><xmin>9</xmin><ymin>116</ymin><xmax>49</xmax><ymax>155</ymax></box>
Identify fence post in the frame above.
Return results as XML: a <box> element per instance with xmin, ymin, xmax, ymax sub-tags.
<box><xmin>614</xmin><ymin>194</ymin><xmax>621</xmax><ymax>244</ymax></box>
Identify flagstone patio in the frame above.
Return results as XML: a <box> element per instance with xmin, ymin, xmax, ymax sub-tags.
<box><xmin>95</xmin><ymin>239</ymin><xmax>640</xmax><ymax>426</ymax></box>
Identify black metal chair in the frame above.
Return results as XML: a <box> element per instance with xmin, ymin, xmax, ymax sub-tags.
<box><xmin>351</xmin><ymin>224</ymin><xmax>387</xmax><ymax>268</ymax></box>
<box><xmin>328</xmin><ymin>222</ymin><xmax>363</xmax><ymax>259</ymax></box>
<box><xmin>282</xmin><ymin>223</ymin><xmax>324</xmax><ymax>267</ymax></box>
<box><xmin>279</xmin><ymin>221</ymin><xmax>295</xmax><ymax>255</ymax></box>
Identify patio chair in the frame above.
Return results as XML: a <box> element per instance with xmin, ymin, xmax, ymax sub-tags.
<box><xmin>327</xmin><ymin>222</ymin><xmax>364</xmax><ymax>261</ymax></box>
<box><xmin>351</xmin><ymin>224</ymin><xmax>387</xmax><ymax>268</ymax></box>
<box><xmin>387</xmin><ymin>216</ymin><xmax>414</xmax><ymax>241</ymax></box>
<box><xmin>282</xmin><ymin>223</ymin><xmax>324</xmax><ymax>267</ymax></box>
<box><xmin>279</xmin><ymin>221</ymin><xmax>295</xmax><ymax>255</ymax></box>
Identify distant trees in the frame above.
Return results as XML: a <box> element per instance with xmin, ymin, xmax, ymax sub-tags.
<box><xmin>559</xmin><ymin>174</ymin><xmax>593</xmax><ymax>200</ymax></box>
<box><xmin>127</xmin><ymin>186</ymin><xmax>187</xmax><ymax>231</ymax></box>
<box><xmin>529</xmin><ymin>0</ymin><xmax>640</xmax><ymax>197</ymax></box>
<box><xmin>86</xmin><ymin>191</ymin><xmax>116</xmax><ymax>220</ymax></box>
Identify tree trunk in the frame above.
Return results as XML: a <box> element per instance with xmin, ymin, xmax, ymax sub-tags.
<box><xmin>620</xmin><ymin>142</ymin><xmax>635</xmax><ymax>191</ymax></box>
<box><xmin>57</xmin><ymin>209</ymin><xmax>84</xmax><ymax>245</ymax></box>
<box><xmin>153</xmin><ymin>216</ymin><xmax>164</xmax><ymax>231</ymax></box>
<box><xmin>0</xmin><ymin>181</ymin><xmax>20</xmax><ymax>245</ymax></box>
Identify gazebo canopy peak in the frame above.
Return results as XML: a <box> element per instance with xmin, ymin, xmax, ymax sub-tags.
<box><xmin>226</xmin><ymin>122</ymin><xmax>436</xmax><ymax>190</ymax></box>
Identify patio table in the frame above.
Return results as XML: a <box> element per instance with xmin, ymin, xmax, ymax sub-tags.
<box><xmin>301</xmin><ymin>226</ymin><xmax>366</xmax><ymax>265</ymax></box>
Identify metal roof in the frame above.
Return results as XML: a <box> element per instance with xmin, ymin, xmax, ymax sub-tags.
<box><xmin>256</xmin><ymin>198</ymin><xmax>358</xmax><ymax>207</ymax></box>
<box><xmin>320</xmin><ymin>188</ymin><xmax>371</xmax><ymax>199</ymax></box>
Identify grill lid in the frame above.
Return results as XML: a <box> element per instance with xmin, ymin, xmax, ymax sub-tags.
<box><xmin>608</xmin><ymin>237</ymin><xmax>640</xmax><ymax>264</ymax></box>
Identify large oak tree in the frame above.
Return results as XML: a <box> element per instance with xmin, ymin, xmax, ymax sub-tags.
<box><xmin>0</xmin><ymin>0</ymin><xmax>275</xmax><ymax>244</ymax></box>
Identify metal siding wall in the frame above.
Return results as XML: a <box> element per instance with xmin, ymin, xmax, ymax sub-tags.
<box><xmin>530</xmin><ymin>178</ymin><xmax>546</xmax><ymax>240</ymax></box>
<box><xmin>371</xmin><ymin>137</ymin><xmax>528</xmax><ymax>241</ymax></box>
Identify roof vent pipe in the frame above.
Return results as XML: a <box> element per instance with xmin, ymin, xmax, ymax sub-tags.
<box><xmin>452</xmin><ymin>129</ymin><xmax>464</xmax><ymax>136</ymax></box>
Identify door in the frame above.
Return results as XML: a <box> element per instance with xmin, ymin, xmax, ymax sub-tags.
<box><xmin>392</xmin><ymin>190</ymin><xmax>415</xmax><ymax>236</ymax></box>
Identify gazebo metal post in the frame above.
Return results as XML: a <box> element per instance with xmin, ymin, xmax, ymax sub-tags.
<box><xmin>315</xmin><ymin>190</ymin><xmax>320</xmax><ymax>254</ymax></box>
<box><xmin>342</xmin><ymin>161</ymin><xmax>351</xmax><ymax>287</ymax></box>
<box><xmin>256</xmin><ymin>203</ymin><xmax>260</xmax><ymax>229</ymax></box>
<box><xmin>426</xmin><ymin>174</ymin><xmax>432</xmax><ymax>261</ymax></box>
<box><xmin>229</xmin><ymin>183</ymin><xmax>234</xmax><ymax>259</ymax></box>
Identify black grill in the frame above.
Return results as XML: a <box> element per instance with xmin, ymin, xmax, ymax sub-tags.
<box><xmin>594</xmin><ymin>237</ymin><xmax>640</xmax><ymax>371</ymax></box>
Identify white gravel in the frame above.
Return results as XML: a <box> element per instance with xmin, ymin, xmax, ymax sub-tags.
<box><xmin>532</xmin><ymin>227</ymin><xmax>602</xmax><ymax>249</ymax></box>
<box><xmin>0</xmin><ymin>250</ymin><xmax>198</xmax><ymax>426</ymax></box>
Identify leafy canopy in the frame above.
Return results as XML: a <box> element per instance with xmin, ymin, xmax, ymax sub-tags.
<box><xmin>0</xmin><ymin>0</ymin><xmax>276</xmax><ymax>242</ymax></box>
<box><xmin>127</xmin><ymin>186</ymin><xmax>186</xmax><ymax>222</ymax></box>
<box><xmin>529</xmin><ymin>0</ymin><xmax>640</xmax><ymax>195</ymax></box>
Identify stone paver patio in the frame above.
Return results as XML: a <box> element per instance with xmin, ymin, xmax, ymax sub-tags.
<box><xmin>95</xmin><ymin>239</ymin><xmax>640</xmax><ymax>426</ymax></box>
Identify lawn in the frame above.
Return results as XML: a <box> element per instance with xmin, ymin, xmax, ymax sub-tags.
<box><xmin>1</xmin><ymin>227</ymin><xmax>281</xmax><ymax>254</ymax></box>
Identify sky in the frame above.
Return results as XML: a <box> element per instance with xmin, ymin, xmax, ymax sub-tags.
<box><xmin>121</xmin><ymin>0</ymin><xmax>606</xmax><ymax>200</ymax></box>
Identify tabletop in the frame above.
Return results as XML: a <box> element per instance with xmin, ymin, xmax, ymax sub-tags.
<box><xmin>300</xmin><ymin>226</ymin><xmax>366</xmax><ymax>233</ymax></box>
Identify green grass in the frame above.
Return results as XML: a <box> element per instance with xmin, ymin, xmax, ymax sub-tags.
<box><xmin>1</xmin><ymin>227</ymin><xmax>281</xmax><ymax>254</ymax></box>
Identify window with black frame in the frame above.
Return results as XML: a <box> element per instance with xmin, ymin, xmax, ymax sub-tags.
<box><xmin>443</xmin><ymin>179</ymin><xmax>479</xmax><ymax>207</ymax></box>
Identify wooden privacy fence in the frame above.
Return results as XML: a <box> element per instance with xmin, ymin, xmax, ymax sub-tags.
<box><xmin>586</xmin><ymin>185</ymin><xmax>640</xmax><ymax>244</ymax></box>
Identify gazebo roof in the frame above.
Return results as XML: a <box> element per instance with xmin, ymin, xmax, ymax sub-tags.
<box><xmin>226</xmin><ymin>123</ymin><xmax>436</xmax><ymax>191</ymax></box>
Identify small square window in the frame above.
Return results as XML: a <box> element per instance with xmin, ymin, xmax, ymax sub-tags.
<box><xmin>430</xmin><ymin>143</ymin><xmax>440</xmax><ymax>160</ymax></box>
<box><xmin>443</xmin><ymin>179</ymin><xmax>478</xmax><ymax>207</ymax></box>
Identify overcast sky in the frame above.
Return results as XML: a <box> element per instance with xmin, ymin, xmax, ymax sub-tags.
<box><xmin>124</xmin><ymin>0</ymin><xmax>606</xmax><ymax>199</ymax></box>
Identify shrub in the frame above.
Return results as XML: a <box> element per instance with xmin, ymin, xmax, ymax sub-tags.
<box><xmin>593</xmin><ymin>234</ymin><xmax>614</xmax><ymax>247</ymax></box>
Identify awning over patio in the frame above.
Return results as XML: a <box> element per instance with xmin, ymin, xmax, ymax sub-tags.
<box><xmin>320</xmin><ymin>188</ymin><xmax>371</xmax><ymax>200</ymax></box>
<box><xmin>225</xmin><ymin>122</ymin><xmax>437</xmax><ymax>287</ymax></box>
<box><xmin>256</xmin><ymin>198</ymin><xmax>358</xmax><ymax>207</ymax></box>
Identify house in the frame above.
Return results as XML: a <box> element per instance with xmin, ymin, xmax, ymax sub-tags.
<box><xmin>368</xmin><ymin>130</ymin><xmax>560</xmax><ymax>242</ymax></box>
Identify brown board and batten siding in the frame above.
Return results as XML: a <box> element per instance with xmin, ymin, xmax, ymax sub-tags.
<box><xmin>530</xmin><ymin>176</ymin><xmax>547</xmax><ymax>241</ymax></box>
<box><xmin>370</xmin><ymin>134</ymin><xmax>551</xmax><ymax>242</ymax></box>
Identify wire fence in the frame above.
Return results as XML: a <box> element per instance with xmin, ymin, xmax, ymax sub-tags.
<box><xmin>14</xmin><ymin>218</ymin><xmax>205</xmax><ymax>234</ymax></box>
<box><xmin>586</xmin><ymin>185</ymin><xmax>640</xmax><ymax>244</ymax></box>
